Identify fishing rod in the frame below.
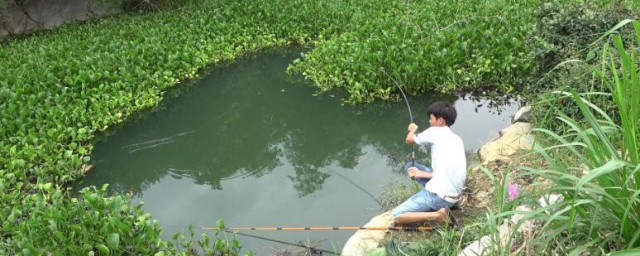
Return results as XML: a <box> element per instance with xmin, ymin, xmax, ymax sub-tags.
<box><xmin>378</xmin><ymin>67</ymin><xmax>416</xmax><ymax>167</ymax></box>
<box><xmin>202</xmin><ymin>225</ymin><xmax>433</xmax><ymax>232</ymax></box>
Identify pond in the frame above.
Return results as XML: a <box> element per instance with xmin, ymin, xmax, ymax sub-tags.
<box><xmin>77</xmin><ymin>49</ymin><xmax>518</xmax><ymax>254</ymax></box>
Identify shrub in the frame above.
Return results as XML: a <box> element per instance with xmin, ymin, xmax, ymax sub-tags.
<box><xmin>503</xmin><ymin>20</ymin><xmax>640</xmax><ymax>254</ymax></box>
<box><xmin>525</xmin><ymin>0</ymin><xmax>639</xmax><ymax>95</ymax></box>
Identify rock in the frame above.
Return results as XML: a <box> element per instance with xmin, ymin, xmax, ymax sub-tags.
<box><xmin>512</xmin><ymin>106</ymin><xmax>532</xmax><ymax>123</ymax></box>
<box><xmin>477</xmin><ymin>122</ymin><xmax>533</xmax><ymax>164</ymax></box>
<box><xmin>458</xmin><ymin>236</ymin><xmax>493</xmax><ymax>256</ymax></box>
<box><xmin>538</xmin><ymin>194</ymin><xmax>563</xmax><ymax>208</ymax></box>
<box><xmin>459</xmin><ymin>205</ymin><xmax>535</xmax><ymax>256</ymax></box>
<box><xmin>342</xmin><ymin>211</ymin><xmax>393</xmax><ymax>256</ymax></box>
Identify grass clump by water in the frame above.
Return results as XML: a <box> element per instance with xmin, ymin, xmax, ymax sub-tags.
<box><xmin>376</xmin><ymin>180</ymin><xmax>484</xmax><ymax>256</ymax></box>
<box><xmin>524</xmin><ymin>0</ymin><xmax>639</xmax><ymax>128</ymax></box>
<box><xmin>467</xmin><ymin>20</ymin><xmax>640</xmax><ymax>255</ymax></box>
<box><xmin>527</xmin><ymin>19</ymin><xmax>640</xmax><ymax>254</ymax></box>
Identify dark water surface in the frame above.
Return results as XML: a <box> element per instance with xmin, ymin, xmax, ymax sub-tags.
<box><xmin>78</xmin><ymin>49</ymin><xmax>518</xmax><ymax>254</ymax></box>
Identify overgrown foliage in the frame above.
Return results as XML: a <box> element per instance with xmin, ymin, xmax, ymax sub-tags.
<box><xmin>524</xmin><ymin>0</ymin><xmax>638</xmax><ymax>104</ymax></box>
<box><xmin>1</xmin><ymin>185</ymin><xmax>166</xmax><ymax>255</ymax></box>
<box><xmin>528</xmin><ymin>0</ymin><xmax>638</xmax><ymax>73</ymax></box>
<box><xmin>5</xmin><ymin>0</ymin><xmax>635</xmax><ymax>254</ymax></box>
<box><xmin>0</xmin><ymin>0</ymin><xmax>328</xmax><ymax>253</ymax></box>
<box><xmin>489</xmin><ymin>20</ymin><xmax>640</xmax><ymax>255</ymax></box>
<box><xmin>523</xmin><ymin>0</ymin><xmax>639</xmax><ymax>134</ymax></box>
<box><xmin>289</xmin><ymin>0</ymin><xmax>540</xmax><ymax>103</ymax></box>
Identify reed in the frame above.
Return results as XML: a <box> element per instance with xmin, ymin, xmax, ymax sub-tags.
<box><xmin>492</xmin><ymin>19</ymin><xmax>640</xmax><ymax>254</ymax></box>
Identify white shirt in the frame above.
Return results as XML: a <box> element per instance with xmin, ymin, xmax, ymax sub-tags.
<box><xmin>414</xmin><ymin>126</ymin><xmax>467</xmax><ymax>196</ymax></box>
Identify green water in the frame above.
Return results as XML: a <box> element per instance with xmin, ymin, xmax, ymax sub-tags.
<box><xmin>77</xmin><ymin>49</ymin><xmax>518</xmax><ymax>254</ymax></box>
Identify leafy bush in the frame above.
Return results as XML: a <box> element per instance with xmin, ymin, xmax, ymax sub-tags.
<box><xmin>496</xmin><ymin>20</ymin><xmax>640</xmax><ymax>254</ymax></box>
<box><xmin>525</xmin><ymin>0</ymin><xmax>639</xmax><ymax>94</ymax></box>
<box><xmin>523</xmin><ymin>0</ymin><xmax>639</xmax><ymax>134</ymax></box>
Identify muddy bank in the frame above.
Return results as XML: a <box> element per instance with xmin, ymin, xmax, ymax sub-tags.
<box><xmin>0</xmin><ymin>0</ymin><xmax>118</xmax><ymax>39</ymax></box>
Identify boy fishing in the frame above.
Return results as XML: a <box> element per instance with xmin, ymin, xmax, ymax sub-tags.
<box><xmin>392</xmin><ymin>101</ymin><xmax>467</xmax><ymax>224</ymax></box>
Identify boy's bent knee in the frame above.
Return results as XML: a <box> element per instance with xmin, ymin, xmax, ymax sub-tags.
<box><xmin>391</xmin><ymin>207</ymin><xmax>400</xmax><ymax>220</ymax></box>
<box><xmin>391</xmin><ymin>206</ymin><xmax>408</xmax><ymax>221</ymax></box>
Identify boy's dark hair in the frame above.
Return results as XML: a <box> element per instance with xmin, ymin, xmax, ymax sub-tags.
<box><xmin>427</xmin><ymin>101</ymin><xmax>457</xmax><ymax>126</ymax></box>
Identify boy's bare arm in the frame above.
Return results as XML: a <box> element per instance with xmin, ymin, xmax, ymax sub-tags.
<box><xmin>407</xmin><ymin>167</ymin><xmax>433</xmax><ymax>179</ymax></box>
<box><xmin>406</xmin><ymin>123</ymin><xmax>418</xmax><ymax>144</ymax></box>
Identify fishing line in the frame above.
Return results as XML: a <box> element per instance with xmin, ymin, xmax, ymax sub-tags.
<box><xmin>379</xmin><ymin>69</ymin><xmax>414</xmax><ymax>123</ymax></box>
<box><xmin>220</xmin><ymin>229</ymin><xmax>336</xmax><ymax>255</ymax></box>
<box><xmin>329</xmin><ymin>170</ymin><xmax>382</xmax><ymax>207</ymax></box>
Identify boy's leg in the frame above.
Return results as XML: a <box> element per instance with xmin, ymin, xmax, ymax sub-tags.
<box><xmin>403</xmin><ymin>161</ymin><xmax>432</xmax><ymax>186</ymax></box>
<box><xmin>392</xmin><ymin>190</ymin><xmax>456</xmax><ymax>225</ymax></box>
<box><xmin>394</xmin><ymin>208</ymin><xmax>447</xmax><ymax>224</ymax></box>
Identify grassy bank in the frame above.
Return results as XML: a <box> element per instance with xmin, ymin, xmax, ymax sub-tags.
<box><xmin>501</xmin><ymin>19</ymin><xmax>640</xmax><ymax>255</ymax></box>
<box><xmin>375</xmin><ymin>19</ymin><xmax>640</xmax><ymax>255</ymax></box>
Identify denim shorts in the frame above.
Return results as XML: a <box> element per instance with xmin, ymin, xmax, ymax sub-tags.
<box><xmin>391</xmin><ymin>162</ymin><xmax>456</xmax><ymax>220</ymax></box>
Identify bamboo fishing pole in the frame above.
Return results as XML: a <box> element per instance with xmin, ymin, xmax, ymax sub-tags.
<box><xmin>201</xmin><ymin>225</ymin><xmax>433</xmax><ymax>232</ymax></box>
<box><xmin>377</xmin><ymin>66</ymin><xmax>417</xmax><ymax>169</ymax></box>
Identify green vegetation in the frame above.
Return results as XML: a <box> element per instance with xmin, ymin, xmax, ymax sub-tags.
<box><xmin>289</xmin><ymin>0</ymin><xmax>540</xmax><ymax>103</ymax></box>
<box><xmin>473</xmin><ymin>20</ymin><xmax>640</xmax><ymax>255</ymax></box>
<box><xmin>525</xmin><ymin>19</ymin><xmax>639</xmax><ymax>254</ymax></box>
<box><xmin>524</xmin><ymin>0</ymin><xmax>638</xmax><ymax>128</ymax></box>
<box><xmin>374</xmin><ymin>7</ymin><xmax>639</xmax><ymax>256</ymax></box>
<box><xmin>0</xmin><ymin>0</ymin><xmax>335</xmax><ymax>253</ymax></box>
<box><xmin>5</xmin><ymin>185</ymin><xmax>166</xmax><ymax>255</ymax></box>
<box><xmin>2</xmin><ymin>0</ymin><xmax>639</xmax><ymax>253</ymax></box>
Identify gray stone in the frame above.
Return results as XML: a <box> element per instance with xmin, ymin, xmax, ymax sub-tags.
<box><xmin>511</xmin><ymin>105</ymin><xmax>532</xmax><ymax>124</ymax></box>
<box><xmin>342</xmin><ymin>211</ymin><xmax>393</xmax><ymax>256</ymax></box>
<box><xmin>478</xmin><ymin>122</ymin><xmax>532</xmax><ymax>164</ymax></box>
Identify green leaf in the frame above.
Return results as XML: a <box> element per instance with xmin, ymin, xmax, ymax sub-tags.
<box><xmin>107</xmin><ymin>233</ymin><xmax>120</xmax><ymax>249</ymax></box>
<box><xmin>216</xmin><ymin>218</ymin><xmax>225</xmax><ymax>230</ymax></box>
<box><xmin>42</xmin><ymin>182</ymin><xmax>53</xmax><ymax>192</ymax></box>
<box><xmin>608</xmin><ymin>249</ymin><xmax>640</xmax><ymax>256</ymax></box>
<box><xmin>97</xmin><ymin>244</ymin><xmax>110</xmax><ymax>255</ymax></box>
<box><xmin>586</xmin><ymin>51</ymin><xmax>595</xmax><ymax>62</ymax></box>
<box><xmin>577</xmin><ymin>160</ymin><xmax>626</xmax><ymax>189</ymax></box>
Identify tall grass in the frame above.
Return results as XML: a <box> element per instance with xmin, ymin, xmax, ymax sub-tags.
<box><xmin>500</xmin><ymin>19</ymin><xmax>640</xmax><ymax>254</ymax></box>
